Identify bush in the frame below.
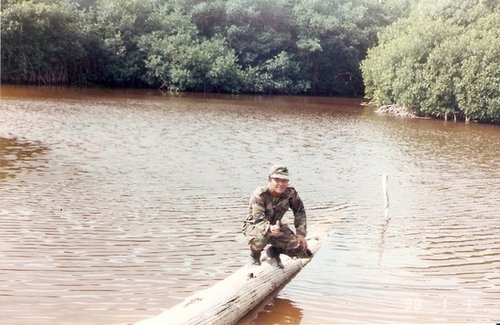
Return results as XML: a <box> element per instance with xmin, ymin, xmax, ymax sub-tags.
<box><xmin>361</xmin><ymin>0</ymin><xmax>500</xmax><ymax>123</ymax></box>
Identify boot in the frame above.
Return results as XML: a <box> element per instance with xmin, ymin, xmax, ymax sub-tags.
<box><xmin>266</xmin><ymin>246</ymin><xmax>284</xmax><ymax>269</ymax></box>
<box><xmin>249</xmin><ymin>247</ymin><xmax>262</xmax><ymax>266</ymax></box>
<box><xmin>288</xmin><ymin>247</ymin><xmax>313</xmax><ymax>259</ymax></box>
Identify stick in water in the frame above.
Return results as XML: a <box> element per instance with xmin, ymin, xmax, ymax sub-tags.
<box><xmin>382</xmin><ymin>174</ymin><xmax>390</xmax><ymax>220</ymax></box>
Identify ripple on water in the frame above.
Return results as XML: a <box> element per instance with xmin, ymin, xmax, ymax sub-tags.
<box><xmin>1</xmin><ymin>88</ymin><xmax>499</xmax><ymax>323</ymax></box>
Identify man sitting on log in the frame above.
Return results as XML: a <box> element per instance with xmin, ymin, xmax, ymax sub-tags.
<box><xmin>242</xmin><ymin>165</ymin><xmax>312</xmax><ymax>268</ymax></box>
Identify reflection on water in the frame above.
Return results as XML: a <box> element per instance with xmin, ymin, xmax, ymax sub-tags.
<box><xmin>249</xmin><ymin>297</ymin><xmax>303</xmax><ymax>324</ymax></box>
<box><xmin>0</xmin><ymin>85</ymin><xmax>499</xmax><ymax>324</ymax></box>
<box><xmin>0</xmin><ymin>137</ymin><xmax>48</xmax><ymax>181</ymax></box>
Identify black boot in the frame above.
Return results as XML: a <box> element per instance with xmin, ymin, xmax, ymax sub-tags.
<box><xmin>249</xmin><ymin>248</ymin><xmax>262</xmax><ymax>266</ymax></box>
<box><xmin>288</xmin><ymin>247</ymin><xmax>313</xmax><ymax>259</ymax></box>
<box><xmin>266</xmin><ymin>246</ymin><xmax>284</xmax><ymax>269</ymax></box>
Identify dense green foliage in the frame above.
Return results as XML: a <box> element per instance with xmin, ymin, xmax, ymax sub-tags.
<box><xmin>1</xmin><ymin>0</ymin><xmax>89</xmax><ymax>84</ymax></box>
<box><xmin>3</xmin><ymin>0</ymin><xmax>498</xmax><ymax>122</ymax></box>
<box><xmin>362</xmin><ymin>0</ymin><xmax>500</xmax><ymax>123</ymax></box>
<box><xmin>1</xmin><ymin>0</ymin><xmax>412</xmax><ymax>95</ymax></box>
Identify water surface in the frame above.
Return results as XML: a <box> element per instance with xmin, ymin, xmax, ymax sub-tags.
<box><xmin>0</xmin><ymin>85</ymin><xmax>499</xmax><ymax>324</ymax></box>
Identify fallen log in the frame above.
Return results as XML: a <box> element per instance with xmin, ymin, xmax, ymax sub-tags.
<box><xmin>136</xmin><ymin>229</ymin><xmax>330</xmax><ymax>325</ymax></box>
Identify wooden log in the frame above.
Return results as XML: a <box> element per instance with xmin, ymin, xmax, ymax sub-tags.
<box><xmin>136</xmin><ymin>234</ymin><xmax>326</xmax><ymax>325</ymax></box>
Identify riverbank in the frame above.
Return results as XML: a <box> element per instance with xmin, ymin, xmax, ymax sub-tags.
<box><xmin>366</xmin><ymin>95</ymin><xmax>500</xmax><ymax>124</ymax></box>
<box><xmin>361</xmin><ymin>102</ymin><xmax>420</xmax><ymax>118</ymax></box>
<box><xmin>370</xmin><ymin>103</ymin><xmax>500</xmax><ymax>125</ymax></box>
<box><xmin>375</xmin><ymin>104</ymin><xmax>419</xmax><ymax>118</ymax></box>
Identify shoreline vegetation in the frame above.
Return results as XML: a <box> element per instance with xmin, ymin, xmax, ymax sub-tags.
<box><xmin>361</xmin><ymin>0</ymin><xmax>500</xmax><ymax>124</ymax></box>
<box><xmin>2</xmin><ymin>0</ymin><xmax>405</xmax><ymax>96</ymax></box>
<box><xmin>375</xmin><ymin>104</ymin><xmax>418</xmax><ymax>119</ymax></box>
<box><xmin>1</xmin><ymin>0</ymin><xmax>499</xmax><ymax>124</ymax></box>
<box><xmin>373</xmin><ymin>103</ymin><xmax>486</xmax><ymax>123</ymax></box>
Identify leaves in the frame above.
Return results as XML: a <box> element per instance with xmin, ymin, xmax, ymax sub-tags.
<box><xmin>2</xmin><ymin>0</ymin><xmax>414</xmax><ymax>96</ymax></box>
<box><xmin>361</xmin><ymin>0</ymin><xmax>500</xmax><ymax>122</ymax></box>
<box><xmin>1</xmin><ymin>0</ymin><xmax>87</xmax><ymax>84</ymax></box>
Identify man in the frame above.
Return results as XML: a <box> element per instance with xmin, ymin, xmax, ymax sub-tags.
<box><xmin>242</xmin><ymin>165</ymin><xmax>312</xmax><ymax>268</ymax></box>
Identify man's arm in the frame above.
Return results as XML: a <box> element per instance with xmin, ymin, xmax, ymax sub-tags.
<box><xmin>289</xmin><ymin>190</ymin><xmax>309</xmax><ymax>251</ymax></box>
<box><xmin>290</xmin><ymin>190</ymin><xmax>307</xmax><ymax>237</ymax></box>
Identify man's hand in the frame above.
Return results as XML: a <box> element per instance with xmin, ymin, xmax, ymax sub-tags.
<box><xmin>297</xmin><ymin>235</ymin><xmax>308</xmax><ymax>251</ymax></box>
<box><xmin>269</xmin><ymin>220</ymin><xmax>281</xmax><ymax>237</ymax></box>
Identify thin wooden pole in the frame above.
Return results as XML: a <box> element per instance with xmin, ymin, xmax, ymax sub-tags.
<box><xmin>382</xmin><ymin>174</ymin><xmax>390</xmax><ymax>220</ymax></box>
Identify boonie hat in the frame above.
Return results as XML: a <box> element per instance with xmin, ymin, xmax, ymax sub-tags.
<box><xmin>269</xmin><ymin>165</ymin><xmax>289</xmax><ymax>180</ymax></box>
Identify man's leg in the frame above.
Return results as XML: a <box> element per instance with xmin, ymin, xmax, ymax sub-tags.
<box><xmin>243</xmin><ymin>223</ymin><xmax>270</xmax><ymax>266</ymax></box>
<box><xmin>248</xmin><ymin>235</ymin><xmax>269</xmax><ymax>266</ymax></box>
<box><xmin>266</xmin><ymin>245</ymin><xmax>284</xmax><ymax>268</ymax></box>
<box><xmin>270</xmin><ymin>224</ymin><xmax>301</xmax><ymax>251</ymax></box>
<box><xmin>267</xmin><ymin>224</ymin><xmax>299</xmax><ymax>268</ymax></box>
<box><xmin>249</xmin><ymin>245</ymin><xmax>263</xmax><ymax>265</ymax></box>
<box><xmin>269</xmin><ymin>224</ymin><xmax>313</xmax><ymax>264</ymax></box>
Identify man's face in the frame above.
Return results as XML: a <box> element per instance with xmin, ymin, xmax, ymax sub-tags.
<box><xmin>269</xmin><ymin>177</ymin><xmax>289</xmax><ymax>195</ymax></box>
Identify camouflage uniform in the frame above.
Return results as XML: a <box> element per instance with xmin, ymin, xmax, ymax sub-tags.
<box><xmin>241</xmin><ymin>184</ymin><xmax>307</xmax><ymax>255</ymax></box>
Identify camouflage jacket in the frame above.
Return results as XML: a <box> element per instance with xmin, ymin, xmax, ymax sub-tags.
<box><xmin>242</xmin><ymin>185</ymin><xmax>307</xmax><ymax>239</ymax></box>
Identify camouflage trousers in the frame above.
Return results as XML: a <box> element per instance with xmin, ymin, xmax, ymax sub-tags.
<box><xmin>244</xmin><ymin>223</ymin><xmax>303</xmax><ymax>256</ymax></box>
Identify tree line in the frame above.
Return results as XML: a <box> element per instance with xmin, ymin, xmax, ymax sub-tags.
<box><xmin>1</xmin><ymin>0</ymin><xmax>412</xmax><ymax>96</ymax></box>
<box><xmin>2</xmin><ymin>0</ymin><xmax>498</xmax><ymax>123</ymax></box>
<box><xmin>361</xmin><ymin>0</ymin><xmax>500</xmax><ymax>123</ymax></box>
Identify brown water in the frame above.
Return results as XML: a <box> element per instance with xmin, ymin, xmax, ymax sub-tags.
<box><xmin>0</xmin><ymin>85</ymin><xmax>499</xmax><ymax>324</ymax></box>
